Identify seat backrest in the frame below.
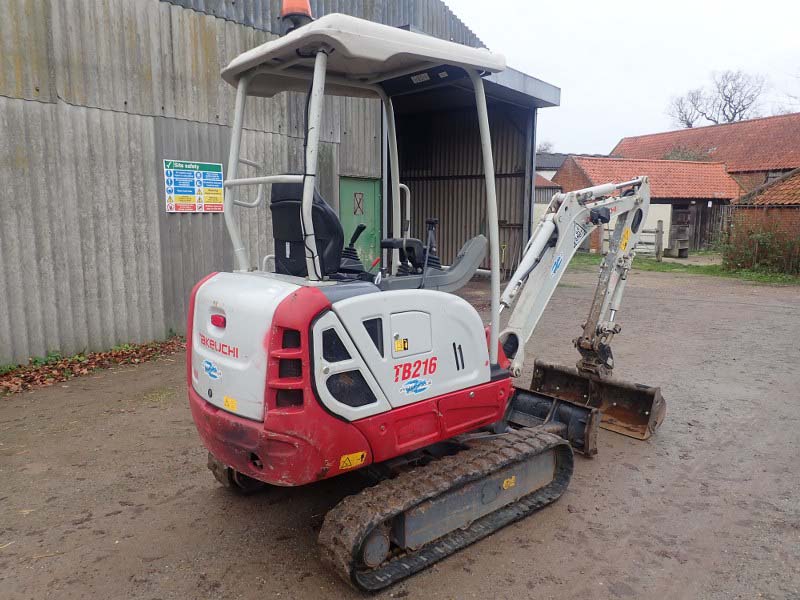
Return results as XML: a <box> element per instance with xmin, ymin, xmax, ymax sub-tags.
<box><xmin>270</xmin><ymin>182</ymin><xmax>344</xmax><ymax>277</ymax></box>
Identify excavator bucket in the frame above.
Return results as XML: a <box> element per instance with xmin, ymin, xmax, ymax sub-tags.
<box><xmin>529</xmin><ymin>360</ymin><xmax>666</xmax><ymax>440</ymax></box>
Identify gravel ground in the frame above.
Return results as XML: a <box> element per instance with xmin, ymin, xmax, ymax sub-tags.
<box><xmin>1</xmin><ymin>268</ymin><xmax>798</xmax><ymax>599</ymax></box>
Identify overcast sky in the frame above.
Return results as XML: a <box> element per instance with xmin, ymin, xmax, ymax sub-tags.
<box><xmin>448</xmin><ymin>0</ymin><xmax>800</xmax><ymax>154</ymax></box>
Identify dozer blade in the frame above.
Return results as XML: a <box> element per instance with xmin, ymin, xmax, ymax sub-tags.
<box><xmin>529</xmin><ymin>359</ymin><xmax>666</xmax><ymax>440</ymax></box>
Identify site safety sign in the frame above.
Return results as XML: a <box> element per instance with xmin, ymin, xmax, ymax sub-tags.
<box><xmin>163</xmin><ymin>159</ymin><xmax>224</xmax><ymax>213</ymax></box>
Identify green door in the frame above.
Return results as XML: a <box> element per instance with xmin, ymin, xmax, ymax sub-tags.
<box><xmin>339</xmin><ymin>177</ymin><xmax>382</xmax><ymax>269</ymax></box>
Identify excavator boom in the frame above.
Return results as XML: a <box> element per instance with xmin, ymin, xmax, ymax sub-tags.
<box><xmin>501</xmin><ymin>177</ymin><xmax>666</xmax><ymax>439</ymax></box>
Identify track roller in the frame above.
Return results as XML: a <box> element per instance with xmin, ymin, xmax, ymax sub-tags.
<box><xmin>318</xmin><ymin>428</ymin><xmax>573</xmax><ymax>591</ymax></box>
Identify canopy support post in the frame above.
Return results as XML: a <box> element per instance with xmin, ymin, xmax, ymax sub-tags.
<box><xmin>301</xmin><ymin>49</ymin><xmax>328</xmax><ymax>281</ymax></box>
<box><xmin>225</xmin><ymin>74</ymin><xmax>252</xmax><ymax>272</ymax></box>
<box><xmin>376</xmin><ymin>89</ymin><xmax>401</xmax><ymax>275</ymax></box>
<box><xmin>469</xmin><ymin>70</ymin><xmax>500</xmax><ymax>365</ymax></box>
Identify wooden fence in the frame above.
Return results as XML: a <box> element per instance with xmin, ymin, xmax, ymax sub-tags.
<box><xmin>603</xmin><ymin>220</ymin><xmax>664</xmax><ymax>261</ymax></box>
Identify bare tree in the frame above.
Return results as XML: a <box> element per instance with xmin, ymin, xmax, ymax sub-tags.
<box><xmin>667</xmin><ymin>70</ymin><xmax>765</xmax><ymax>128</ymax></box>
<box><xmin>668</xmin><ymin>93</ymin><xmax>702</xmax><ymax>128</ymax></box>
<box><xmin>536</xmin><ymin>140</ymin><xmax>554</xmax><ymax>153</ymax></box>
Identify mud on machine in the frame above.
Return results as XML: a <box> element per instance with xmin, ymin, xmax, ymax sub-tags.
<box><xmin>187</xmin><ymin>1</ymin><xmax>666</xmax><ymax>590</ymax></box>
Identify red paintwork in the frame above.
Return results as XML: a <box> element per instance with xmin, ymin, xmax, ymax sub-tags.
<box><xmin>486</xmin><ymin>325</ymin><xmax>511</xmax><ymax>370</ymax></box>
<box><xmin>354</xmin><ymin>378</ymin><xmax>512</xmax><ymax>463</ymax></box>
<box><xmin>188</xmin><ymin>284</ymin><xmax>374</xmax><ymax>487</ymax></box>
<box><xmin>188</xmin><ymin>281</ymin><xmax>513</xmax><ymax>487</ymax></box>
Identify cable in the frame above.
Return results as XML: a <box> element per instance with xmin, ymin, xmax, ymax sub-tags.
<box><xmin>301</xmin><ymin>77</ymin><xmax>323</xmax><ymax>281</ymax></box>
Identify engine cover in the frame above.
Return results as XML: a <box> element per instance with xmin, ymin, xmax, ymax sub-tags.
<box><xmin>313</xmin><ymin>289</ymin><xmax>492</xmax><ymax>419</ymax></box>
<box><xmin>190</xmin><ymin>272</ymin><xmax>298</xmax><ymax>421</ymax></box>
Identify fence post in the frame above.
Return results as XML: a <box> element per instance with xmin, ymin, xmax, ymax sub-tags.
<box><xmin>655</xmin><ymin>220</ymin><xmax>664</xmax><ymax>262</ymax></box>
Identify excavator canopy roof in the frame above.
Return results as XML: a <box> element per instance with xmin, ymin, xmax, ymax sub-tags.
<box><xmin>221</xmin><ymin>13</ymin><xmax>506</xmax><ymax>98</ymax></box>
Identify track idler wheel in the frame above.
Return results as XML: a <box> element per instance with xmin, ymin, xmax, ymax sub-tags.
<box><xmin>359</xmin><ymin>526</ymin><xmax>391</xmax><ymax>569</ymax></box>
<box><xmin>207</xmin><ymin>452</ymin><xmax>269</xmax><ymax>495</ymax></box>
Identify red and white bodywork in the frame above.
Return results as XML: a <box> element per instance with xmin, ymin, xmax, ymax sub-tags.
<box><xmin>187</xmin><ymin>11</ymin><xmax>659</xmax><ymax>497</ymax></box>
<box><xmin>188</xmin><ymin>272</ymin><xmax>511</xmax><ymax>487</ymax></box>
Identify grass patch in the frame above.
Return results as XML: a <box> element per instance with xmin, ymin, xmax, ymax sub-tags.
<box><xmin>632</xmin><ymin>257</ymin><xmax>800</xmax><ymax>284</ymax></box>
<box><xmin>566</xmin><ymin>252</ymin><xmax>800</xmax><ymax>285</ymax></box>
<box><xmin>566</xmin><ymin>252</ymin><xmax>603</xmax><ymax>272</ymax></box>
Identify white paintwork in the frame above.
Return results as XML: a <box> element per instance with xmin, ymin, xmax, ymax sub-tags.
<box><xmin>501</xmin><ymin>217</ymin><xmax>557</xmax><ymax>307</ymax></box>
<box><xmin>469</xmin><ymin>71</ymin><xmax>501</xmax><ymax>365</ymax></box>
<box><xmin>332</xmin><ymin>290</ymin><xmax>490</xmax><ymax>410</ymax></box>
<box><xmin>300</xmin><ymin>50</ymin><xmax>328</xmax><ymax>280</ymax></box>
<box><xmin>501</xmin><ymin>179</ymin><xmax>651</xmax><ymax>377</ymax></box>
<box><xmin>221</xmin><ymin>14</ymin><xmax>505</xmax><ymax>98</ymax></box>
<box><xmin>191</xmin><ymin>272</ymin><xmax>298</xmax><ymax>421</ymax></box>
<box><xmin>224</xmin><ymin>77</ymin><xmax>251</xmax><ymax>271</ymax></box>
<box><xmin>604</xmin><ymin>202</ymin><xmax>671</xmax><ymax>251</ymax></box>
<box><xmin>218</xmin><ymin>16</ymin><xmax>507</xmax><ymax>364</ymax></box>
<box><xmin>311</xmin><ymin>311</ymin><xmax>392</xmax><ymax>421</ymax></box>
<box><xmin>390</xmin><ymin>311</ymin><xmax>432</xmax><ymax>359</ymax></box>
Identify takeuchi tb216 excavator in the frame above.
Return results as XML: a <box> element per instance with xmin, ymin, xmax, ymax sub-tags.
<box><xmin>187</xmin><ymin>2</ymin><xmax>667</xmax><ymax>591</ymax></box>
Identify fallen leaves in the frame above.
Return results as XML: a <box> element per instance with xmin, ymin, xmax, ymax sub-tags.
<box><xmin>1</xmin><ymin>337</ymin><xmax>185</xmax><ymax>395</ymax></box>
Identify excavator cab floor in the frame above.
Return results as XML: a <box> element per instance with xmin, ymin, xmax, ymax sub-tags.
<box><xmin>529</xmin><ymin>359</ymin><xmax>666</xmax><ymax>440</ymax></box>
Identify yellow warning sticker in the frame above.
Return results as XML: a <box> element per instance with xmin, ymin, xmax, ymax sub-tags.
<box><xmin>620</xmin><ymin>227</ymin><xmax>632</xmax><ymax>251</ymax></box>
<box><xmin>502</xmin><ymin>475</ymin><xmax>517</xmax><ymax>490</ymax></box>
<box><xmin>393</xmin><ymin>338</ymin><xmax>409</xmax><ymax>352</ymax></box>
<box><xmin>339</xmin><ymin>451</ymin><xmax>367</xmax><ymax>470</ymax></box>
<box><xmin>223</xmin><ymin>396</ymin><xmax>238</xmax><ymax>412</ymax></box>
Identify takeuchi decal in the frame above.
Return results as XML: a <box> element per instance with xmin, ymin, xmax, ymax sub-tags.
<box><xmin>199</xmin><ymin>332</ymin><xmax>240</xmax><ymax>358</ymax></box>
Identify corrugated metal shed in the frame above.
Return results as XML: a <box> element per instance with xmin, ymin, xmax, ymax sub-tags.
<box><xmin>0</xmin><ymin>0</ymin><xmax>380</xmax><ymax>364</ymax></box>
<box><xmin>0</xmin><ymin>98</ymin><xmax>166</xmax><ymax>361</ymax></box>
<box><xmin>0</xmin><ymin>0</ymin><xmax>556</xmax><ymax>364</ymax></box>
<box><xmin>164</xmin><ymin>0</ymin><xmax>481</xmax><ymax>45</ymax></box>
<box><xmin>0</xmin><ymin>0</ymin><xmax>54</xmax><ymax>102</ymax></box>
<box><xmin>399</xmin><ymin>106</ymin><xmax>530</xmax><ymax>272</ymax></box>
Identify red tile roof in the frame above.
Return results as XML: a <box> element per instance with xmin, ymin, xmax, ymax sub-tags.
<box><xmin>738</xmin><ymin>168</ymin><xmax>800</xmax><ymax>206</ymax></box>
<box><xmin>568</xmin><ymin>156</ymin><xmax>742</xmax><ymax>199</ymax></box>
<box><xmin>611</xmin><ymin>113</ymin><xmax>800</xmax><ymax>173</ymax></box>
<box><xmin>535</xmin><ymin>174</ymin><xmax>560</xmax><ymax>188</ymax></box>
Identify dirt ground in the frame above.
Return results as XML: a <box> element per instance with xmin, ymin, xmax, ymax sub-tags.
<box><xmin>2</xmin><ymin>268</ymin><xmax>799</xmax><ymax>600</ymax></box>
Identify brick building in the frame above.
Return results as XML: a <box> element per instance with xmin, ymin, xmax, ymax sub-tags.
<box><xmin>728</xmin><ymin>168</ymin><xmax>800</xmax><ymax>273</ymax></box>
<box><xmin>611</xmin><ymin>113</ymin><xmax>800</xmax><ymax>193</ymax></box>
<box><xmin>554</xmin><ymin>156</ymin><xmax>742</xmax><ymax>254</ymax></box>
<box><xmin>535</xmin><ymin>152</ymin><xmax>569</xmax><ymax>180</ymax></box>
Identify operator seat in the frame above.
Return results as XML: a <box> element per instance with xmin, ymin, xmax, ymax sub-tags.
<box><xmin>270</xmin><ymin>182</ymin><xmax>344</xmax><ymax>277</ymax></box>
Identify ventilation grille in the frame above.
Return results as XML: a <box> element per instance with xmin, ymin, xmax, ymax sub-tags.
<box><xmin>266</xmin><ymin>327</ymin><xmax>305</xmax><ymax>411</ymax></box>
<box><xmin>276</xmin><ymin>389</ymin><xmax>303</xmax><ymax>408</ymax></box>
<box><xmin>282</xmin><ymin>329</ymin><xmax>301</xmax><ymax>348</ymax></box>
<box><xmin>279</xmin><ymin>358</ymin><xmax>302</xmax><ymax>378</ymax></box>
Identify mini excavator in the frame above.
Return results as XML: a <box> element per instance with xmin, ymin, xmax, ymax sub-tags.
<box><xmin>187</xmin><ymin>3</ymin><xmax>666</xmax><ymax>591</ymax></box>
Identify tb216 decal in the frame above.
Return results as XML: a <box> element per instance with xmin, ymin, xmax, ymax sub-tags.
<box><xmin>393</xmin><ymin>356</ymin><xmax>438</xmax><ymax>383</ymax></box>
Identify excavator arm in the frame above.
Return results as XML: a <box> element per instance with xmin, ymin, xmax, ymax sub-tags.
<box><xmin>501</xmin><ymin>177</ymin><xmax>650</xmax><ymax>376</ymax></box>
<box><xmin>500</xmin><ymin>177</ymin><xmax>666</xmax><ymax>440</ymax></box>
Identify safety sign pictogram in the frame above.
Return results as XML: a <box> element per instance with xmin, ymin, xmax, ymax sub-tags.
<box><xmin>164</xmin><ymin>159</ymin><xmax>224</xmax><ymax>213</ymax></box>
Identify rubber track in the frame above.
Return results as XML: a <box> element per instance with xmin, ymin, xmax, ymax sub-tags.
<box><xmin>318</xmin><ymin>428</ymin><xmax>574</xmax><ymax>591</ymax></box>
